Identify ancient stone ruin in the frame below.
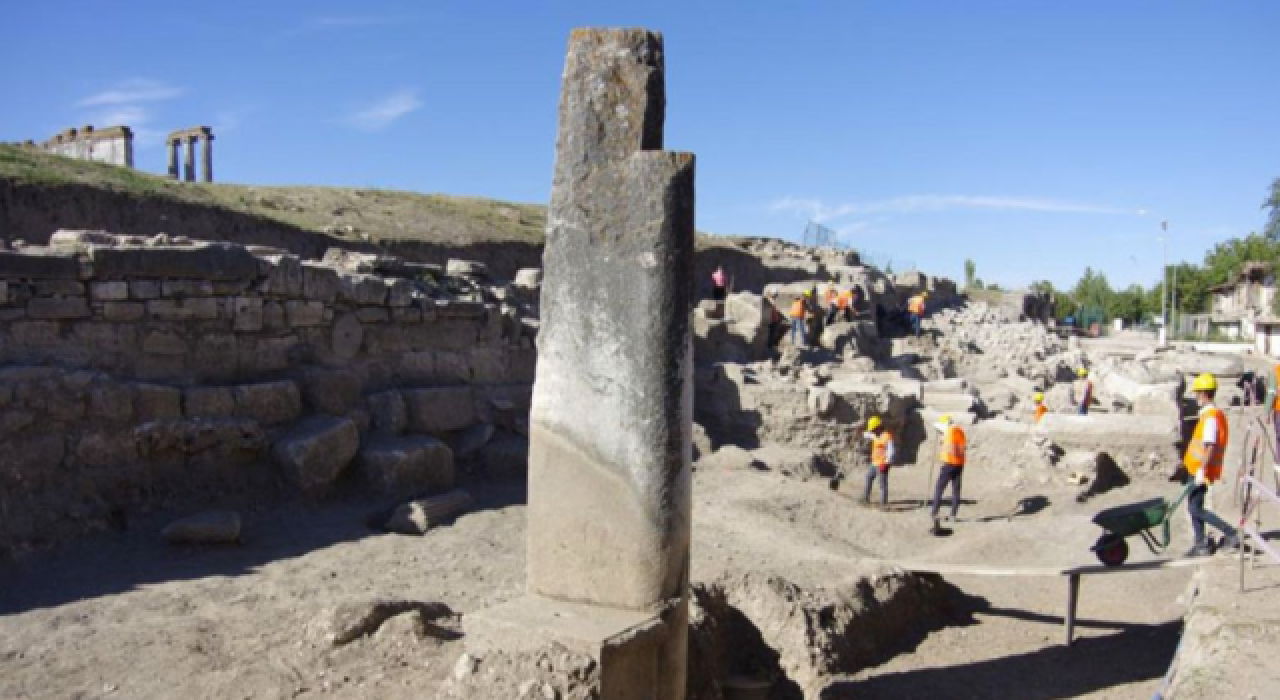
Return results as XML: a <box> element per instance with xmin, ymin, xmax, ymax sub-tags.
<box><xmin>167</xmin><ymin>126</ymin><xmax>215</xmax><ymax>182</ymax></box>
<box><xmin>456</xmin><ymin>28</ymin><xmax>695</xmax><ymax>700</ymax></box>
<box><xmin>14</xmin><ymin>125</ymin><xmax>135</xmax><ymax>168</ymax></box>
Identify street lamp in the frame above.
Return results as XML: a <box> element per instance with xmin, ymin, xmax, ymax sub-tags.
<box><xmin>1159</xmin><ymin>221</ymin><xmax>1169</xmax><ymax>346</ymax></box>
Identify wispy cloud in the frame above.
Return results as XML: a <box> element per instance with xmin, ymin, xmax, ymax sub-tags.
<box><xmin>77</xmin><ymin>79</ymin><xmax>184</xmax><ymax>107</ymax></box>
<box><xmin>346</xmin><ymin>89</ymin><xmax>422</xmax><ymax>131</ymax></box>
<box><xmin>279</xmin><ymin>15</ymin><xmax>403</xmax><ymax>40</ymax></box>
<box><xmin>770</xmin><ymin>194</ymin><xmax>1137</xmax><ymax>222</ymax></box>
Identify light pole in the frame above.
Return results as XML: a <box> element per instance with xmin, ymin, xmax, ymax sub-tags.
<box><xmin>1159</xmin><ymin>222</ymin><xmax>1169</xmax><ymax>346</ymax></box>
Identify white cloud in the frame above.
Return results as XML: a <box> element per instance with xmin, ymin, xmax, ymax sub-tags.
<box><xmin>77</xmin><ymin>79</ymin><xmax>184</xmax><ymax>107</ymax></box>
<box><xmin>347</xmin><ymin>89</ymin><xmax>422</xmax><ymax>131</ymax></box>
<box><xmin>770</xmin><ymin>194</ymin><xmax>1132</xmax><ymax>222</ymax></box>
<box><xmin>278</xmin><ymin>15</ymin><xmax>401</xmax><ymax>40</ymax></box>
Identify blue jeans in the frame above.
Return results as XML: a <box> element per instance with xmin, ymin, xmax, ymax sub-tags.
<box><xmin>864</xmin><ymin>465</ymin><xmax>889</xmax><ymax>504</ymax></box>
<box><xmin>931</xmin><ymin>465</ymin><xmax>963</xmax><ymax>519</ymax></box>
<box><xmin>790</xmin><ymin>318</ymin><xmax>807</xmax><ymax>347</ymax></box>
<box><xmin>911</xmin><ymin>313</ymin><xmax>921</xmax><ymax>337</ymax></box>
<box><xmin>1188</xmin><ymin>483</ymin><xmax>1235</xmax><ymax>546</ymax></box>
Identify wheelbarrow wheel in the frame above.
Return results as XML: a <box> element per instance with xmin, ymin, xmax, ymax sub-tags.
<box><xmin>1094</xmin><ymin>533</ymin><xmax>1129</xmax><ymax>567</ymax></box>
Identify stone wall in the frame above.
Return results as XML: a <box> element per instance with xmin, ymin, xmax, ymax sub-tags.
<box><xmin>0</xmin><ymin>230</ymin><xmax>539</xmax><ymax>553</ymax></box>
<box><xmin>17</xmin><ymin>125</ymin><xmax>135</xmax><ymax>168</ymax></box>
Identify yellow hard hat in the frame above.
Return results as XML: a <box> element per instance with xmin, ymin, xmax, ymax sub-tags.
<box><xmin>1033</xmin><ymin>392</ymin><xmax>1044</xmax><ymax>403</ymax></box>
<box><xmin>922</xmin><ymin>291</ymin><xmax>930</xmax><ymax>297</ymax></box>
<box><xmin>1077</xmin><ymin>368</ymin><xmax>1088</xmax><ymax>377</ymax></box>
<box><xmin>937</xmin><ymin>413</ymin><xmax>952</xmax><ymax>426</ymax></box>
<box><xmin>804</xmin><ymin>290</ymin><xmax>813</xmax><ymax>297</ymax></box>
<box><xmin>868</xmin><ymin>416</ymin><xmax>883</xmax><ymax>431</ymax></box>
<box><xmin>1191</xmin><ymin>373</ymin><xmax>1217</xmax><ymax>392</ymax></box>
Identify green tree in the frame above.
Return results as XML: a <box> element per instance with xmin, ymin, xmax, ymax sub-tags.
<box><xmin>964</xmin><ymin>259</ymin><xmax>976</xmax><ymax>289</ymax></box>
<box><xmin>1071</xmin><ymin>267</ymin><xmax>1113</xmax><ymax>319</ymax></box>
<box><xmin>1264</xmin><ymin>177</ymin><xmax>1280</xmax><ymax>241</ymax></box>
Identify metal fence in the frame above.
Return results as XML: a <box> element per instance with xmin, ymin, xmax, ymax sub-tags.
<box><xmin>800</xmin><ymin>221</ymin><xmax>915</xmax><ymax>273</ymax></box>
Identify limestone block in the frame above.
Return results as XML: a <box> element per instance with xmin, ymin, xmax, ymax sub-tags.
<box><xmin>263</xmin><ymin>301</ymin><xmax>285</xmax><ymax>330</ymax></box>
<box><xmin>162</xmin><ymin>511</ymin><xmax>242</xmax><ymax>545</ymax></box>
<box><xmin>285</xmin><ymin>300</ymin><xmax>326</xmax><ymax>327</ymax></box>
<box><xmin>368</xmin><ymin>390</ymin><xmax>408</xmax><ymax>435</ymax></box>
<box><xmin>514</xmin><ymin>268</ymin><xmax>543</xmax><ymax>290</ymax></box>
<box><xmin>147</xmin><ymin>298</ymin><xmax>218</xmax><ymax>321</ymax></box>
<box><xmin>337</xmin><ymin>273</ymin><xmax>387</xmax><ymax>306</ymax></box>
<box><xmin>301</xmin><ymin>262</ymin><xmax>340</xmax><ymax>302</ymax></box>
<box><xmin>445</xmin><ymin>259</ymin><xmax>491</xmax><ymax>280</ymax></box>
<box><xmin>453</xmin><ymin>422</ymin><xmax>496</xmax><ymax>459</ymax></box>
<box><xmin>102</xmin><ymin>301</ymin><xmax>145</xmax><ymax>322</ymax></box>
<box><xmin>88</xmin><ymin>381</ymin><xmax>134</xmax><ymax>421</ymax></box>
<box><xmin>386</xmin><ymin>279</ymin><xmax>414</xmax><ymax>307</ymax></box>
<box><xmin>143</xmin><ymin>329</ymin><xmax>188</xmax><ymax>355</ymax></box>
<box><xmin>129</xmin><ymin>279</ymin><xmax>161</xmax><ymax>300</ymax></box>
<box><xmin>233</xmin><ymin>380</ymin><xmax>303</xmax><ymax>426</ymax></box>
<box><xmin>74</xmin><ymin>430</ymin><xmax>139</xmax><ymax>468</ymax></box>
<box><xmin>403</xmin><ymin>387</ymin><xmax>476</xmax><ymax>434</ymax></box>
<box><xmin>0</xmin><ymin>250</ymin><xmax>80</xmax><ymax>279</ymax></box>
<box><xmin>272</xmin><ymin>416</ymin><xmax>359</xmax><ymax>497</ymax></box>
<box><xmin>300</xmin><ymin>368</ymin><xmax>362</xmax><ymax>415</ymax></box>
<box><xmin>33</xmin><ymin>279</ymin><xmax>85</xmax><ymax>297</ymax></box>
<box><xmin>331</xmin><ymin>313</ymin><xmax>364</xmax><ymax>360</ymax></box>
<box><xmin>356</xmin><ymin>307</ymin><xmax>389</xmax><ymax>323</ymax></box>
<box><xmin>28</xmin><ymin>297</ymin><xmax>90</xmax><ymax>319</ymax></box>
<box><xmin>0</xmin><ymin>307</ymin><xmax>25</xmax><ymax>321</ymax></box>
<box><xmin>162</xmin><ymin>279</ymin><xmax>214</xmax><ymax>297</ymax></box>
<box><xmin>184</xmin><ymin>386</ymin><xmax>236</xmax><ymax>418</ymax></box>
<box><xmin>358</xmin><ymin>435</ymin><xmax>455</xmax><ymax>495</ymax></box>
<box><xmin>133</xmin><ymin>383</ymin><xmax>183</xmax><ymax>420</ymax></box>
<box><xmin>398</xmin><ymin>351</ymin><xmax>437</xmax><ymax>382</ymax></box>
<box><xmin>265</xmin><ymin>255</ymin><xmax>304</xmax><ymax>297</ymax></box>
<box><xmin>232</xmin><ymin>296</ymin><xmax>263</xmax><ymax>332</ymax></box>
<box><xmin>48</xmin><ymin>229</ymin><xmax>121</xmax><ymax>251</ymax></box>
<box><xmin>697</xmin><ymin>299</ymin><xmax>724</xmax><ymax>320</ymax></box>
<box><xmin>89</xmin><ymin>243</ymin><xmax>260</xmax><ymax>281</ymax></box>
<box><xmin>384</xmin><ymin>489</ymin><xmax>473</xmax><ymax>535</ymax></box>
<box><xmin>482</xmin><ymin>432</ymin><xmax>530</xmax><ymax>477</ymax></box>
<box><xmin>392</xmin><ymin>307</ymin><xmax>423</xmax><ymax>324</ymax></box>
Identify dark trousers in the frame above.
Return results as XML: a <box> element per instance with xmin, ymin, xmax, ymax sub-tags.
<box><xmin>931</xmin><ymin>465</ymin><xmax>963</xmax><ymax>519</ymax></box>
<box><xmin>790</xmin><ymin>318</ymin><xmax>807</xmax><ymax>347</ymax></box>
<box><xmin>1188</xmin><ymin>483</ymin><xmax>1236</xmax><ymax>546</ymax></box>
<box><xmin>712</xmin><ymin>285</ymin><xmax>726</xmax><ymax>301</ymax></box>
<box><xmin>911</xmin><ymin>312</ymin><xmax>922</xmax><ymax>337</ymax></box>
<box><xmin>864</xmin><ymin>465</ymin><xmax>889</xmax><ymax>504</ymax></box>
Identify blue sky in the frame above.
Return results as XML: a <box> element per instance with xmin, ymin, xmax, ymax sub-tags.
<box><xmin>2</xmin><ymin>1</ymin><xmax>1277</xmax><ymax>290</ymax></box>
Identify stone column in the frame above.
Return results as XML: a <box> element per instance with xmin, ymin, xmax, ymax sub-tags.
<box><xmin>201</xmin><ymin>134</ymin><xmax>214</xmax><ymax>183</ymax></box>
<box><xmin>167</xmin><ymin>139</ymin><xmax>179</xmax><ymax>179</ymax></box>
<box><xmin>184</xmin><ymin>136</ymin><xmax>196</xmax><ymax>182</ymax></box>
<box><xmin>463</xmin><ymin>29</ymin><xmax>694</xmax><ymax>700</ymax></box>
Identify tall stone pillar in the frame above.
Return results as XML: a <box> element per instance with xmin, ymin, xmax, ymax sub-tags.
<box><xmin>167</xmin><ymin>139</ymin><xmax>179</xmax><ymax>179</ymax></box>
<box><xmin>201</xmin><ymin>134</ymin><xmax>214</xmax><ymax>183</ymax></box>
<box><xmin>461</xmin><ymin>28</ymin><xmax>694</xmax><ymax>700</ymax></box>
<box><xmin>184</xmin><ymin>136</ymin><xmax>197</xmax><ymax>182</ymax></box>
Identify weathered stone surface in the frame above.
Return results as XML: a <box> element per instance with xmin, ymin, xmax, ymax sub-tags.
<box><xmin>89</xmin><ymin>243</ymin><xmax>260</xmax><ymax>281</ymax></box>
<box><xmin>184</xmin><ymin>386</ymin><xmax>236</xmax><ymax>418</ymax></box>
<box><xmin>368</xmin><ymin>390</ymin><xmax>408</xmax><ymax>435</ymax></box>
<box><xmin>285</xmin><ymin>300</ymin><xmax>326</xmax><ymax>327</ymax></box>
<box><xmin>446</xmin><ymin>260</ymin><xmax>490</xmax><ymax>280</ymax></box>
<box><xmin>403</xmin><ymin>387</ymin><xmax>476</xmax><ymax>434</ymax></box>
<box><xmin>133</xmin><ymin>383</ymin><xmax>182</xmax><ymax>420</ymax></box>
<box><xmin>514</xmin><ymin>268</ymin><xmax>543</xmax><ymax>290</ymax></box>
<box><xmin>272</xmin><ymin>416</ymin><xmax>359</xmax><ymax>496</ymax></box>
<box><xmin>28</xmin><ymin>297</ymin><xmax>90</xmax><ymax>319</ymax></box>
<box><xmin>129</xmin><ymin>279</ymin><xmax>161</xmax><ymax>300</ymax></box>
<box><xmin>358</xmin><ymin>435</ymin><xmax>455</xmax><ymax>495</ymax></box>
<box><xmin>102</xmin><ymin>301</ymin><xmax>145</xmax><ymax>322</ymax></box>
<box><xmin>142</xmin><ymin>329</ymin><xmax>188</xmax><ymax>355</ymax></box>
<box><xmin>339</xmin><ymin>273</ymin><xmax>387</xmax><ymax>305</ymax></box>
<box><xmin>0</xmin><ymin>250</ymin><xmax>80</xmax><ymax>279</ymax></box>
<box><xmin>161</xmin><ymin>279</ymin><xmax>214</xmax><ymax>297</ymax></box>
<box><xmin>89</xmin><ymin>280</ymin><xmax>129</xmax><ymax>301</ymax></box>
<box><xmin>356</xmin><ymin>307</ymin><xmax>390</xmax><ymax>323</ymax></box>
<box><xmin>520</xmin><ymin>29</ymin><xmax>693</xmax><ymax>700</ymax></box>
<box><xmin>232</xmin><ymin>296</ymin><xmax>263</xmax><ymax>331</ymax></box>
<box><xmin>481</xmin><ymin>431</ymin><xmax>529</xmax><ymax>477</ymax></box>
<box><xmin>162</xmin><ymin>511</ymin><xmax>242</xmax><ymax>545</ymax></box>
<box><xmin>386</xmin><ymin>278</ymin><xmax>414</xmax><ymax>307</ymax></box>
<box><xmin>300</xmin><ymin>368</ymin><xmax>361</xmax><ymax>415</ymax></box>
<box><xmin>146</xmin><ymin>298</ymin><xmax>218</xmax><ymax>321</ymax></box>
<box><xmin>301</xmin><ymin>262</ymin><xmax>340</xmax><ymax>302</ymax></box>
<box><xmin>453</xmin><ymin>422</ymin><xmax>495</xmax><ymax>459</ymax></box>
<box><xmin>34</xmin><ymin>279</ymin><xmax>85</xmax><ymax>297</ymax></box>
<box><xmin>384</xmin><ymin>489</ymin><xmax>473</xmax><ymax>535</ymax></box>
<box><xmin>233</xmin><ymin>381</ymin><xmax>302</xmax><ymax>426</ymax></box>
<box><xmin>331</xmin><ymin>313</ymin><xmax>364</xmax><ymax>360</ymax></box>
<box><xmin>264</xmin><ymin>255</ymin><xmax>304</xmax><ymax>297</ymax></box>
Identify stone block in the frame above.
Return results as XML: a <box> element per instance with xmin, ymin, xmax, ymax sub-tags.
<box><xmin>264</xmin><ymin>255</ymin><xmax>304</xmax><ymax>297</ymax></box>
<box><xmin>300</xmin><ymin>368</ymin><xmax>362</xmax><ymax>415</ymax></box>
<box><xmin>263</xmin><ymin>301</ymin><xmax>285</xmax><ymax>330</ymax></box>
<box><xmin>285</xmin><ymin>300</ymin><xmax>326</xmax><ymax>327</ymax></box>
<box><xmin>147</xmin><ymin>298</ymin><xmax>218</xmax><ymax>321</ymax></box>
<box><xmin>143</xmin><ymin>329</ymin><xmax>188</xmax><ymax>355</ymax></box>
<box><xmin>403</xmin><ymin>387</ymin><xmax>476</xmax><ymax>434</ymax></box>
<box><xmin>272</xmin><ymin>416</ymin><xmax>359</xmax><ymax>497</ymax></box>
<box><xmin>101</xmin><ymin>301</ymin><xmax>145</xmax><ymax>321</ymax></box>
<box><xmin>162</xmin><ymin>511</ymin><xmax>242</xmax><ymax>545</ymax></box>
<box><xmin>368</xmin><ymin>390</ymin><xmax>408</xmax><ymax>435</ymax></box>
<box><xmin>398</xmin><ymin>351</ymin><xmax>436</xmax><ymax>382</ymax></box>
<box><xmin>232</xmin><ymin>296</ymin><xmax>264</xmax><ymax>332</ymax></box>
<box><xmin>129</xmin><ymin>279</ymin><xmax>161</xmax><ymax>300</ymax></box>
<box><xmin>28</xmin><ymin>297</ymin><xmax>89</xmax><ymax>319</ymax></box>
<box><xmin>89</xmin><ymin>243</ymin><xmax>261</xmax><ymax>281</ymax></box>
<box><xmin>0</xmin><ymin>250</ymin><xmax>80</xmax><ymax>279</ymax></box>
<box><xmin>514</xmin><ymin>268</ymin><xmax>542</xmax><ymax>290</ymax></box>
<box><xmin>0</xmin><ymin>307</ymin><xmax>24</xmax><ymax>321</ymax></box>
<box><xmin>446</xmin><ymin>259</ymin><xmax>491</xmax><ymax>280</ymax></box>
<box><xmin>192</xmin><ymin>334</ymin><xmax>238</xmax><ymax>381</ymax></box>
<box><xmin>356</xmin><ymin>307</ymin><xmax>390</xmax><ymax>323</ymax></box>
<box><xmin>88</xmin><ymin>381</ymin><xmax>134</xmax><ymax>421</ymax></box>
<box><xmin>34</xmin><ymin>279</ymin><xmax>85</xmax><ymax>297</ymax></box>
<box><xmin>331</xmin><ymin>313</ymin><xmax>364</xmax><ymax>359</ymax></box>
<box><xmin>233</xmin><ymin>380</ymin><xmax>303</xmax><ymax>426</ymax></box>
<box><xmin>74</xmin><ymin>430</ymin><xmax>139</xmax><ymax>468</ymax></box>
<box><xmin>133</xmin><ymin>383</ymin><xmax>183</xmax><ymax>420</ymax></box>
<box><xmin>358</xmin><ymin>435</ymin><xmax>455</xmax><ymax>495</ymax></box>
<box><xmin>339</xmin><ymin>273</ymin><xmax>388</xmax><ymax>305</ymax></box>
<box><xmin>301</xmin><ymin>262</ymin><xmax>340</xmax><ymax>302</ymax></box>
<box><xmin>481</xmin><ymin>432</ymin><xmax>529</xmax><ymax>477</ymax></box>
<box><xmin>162</xmin><ymin>279</ymin><xmax>214</xmax><ymax>297</ymax></box>
<box><xmin>392</xmin><ymin>307</ymin><xmax>423</xmax><ymax>323</ymax></box>
<box><xmin>48</xmin><ymin>229</ymin><xmax>121</xmax><ymax>251</ymax></box>
<box><xmin>386</xmin><ymin>279</ymin><xmax>414</xmax><ymax>307</ymax></box>
<box><xmin>184</xmin><ymin>386</ymin><xmax>236</xmax><ymax>418</ymax></box>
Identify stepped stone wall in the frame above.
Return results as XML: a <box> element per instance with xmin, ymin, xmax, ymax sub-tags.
<box><xmin>0</xmin><ymin>230</ymin><xmax>539</xmax><ymax>553</ymax></box>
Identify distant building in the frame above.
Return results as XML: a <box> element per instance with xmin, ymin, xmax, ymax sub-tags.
<box><xmin>14</xmin><ymin>125</ymin><xmax>134</xmax><ymax>168</ymax></box>
<box><xmin>1180</xmin><ymin>261</ymin><xmax>1276</xmax><ymax>340</ymax></box>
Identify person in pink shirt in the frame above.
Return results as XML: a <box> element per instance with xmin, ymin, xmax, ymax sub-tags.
<box><xmin>711</xmin><ymin>265</ymin><xmax>727</xmax><ymax>300</ymax></box>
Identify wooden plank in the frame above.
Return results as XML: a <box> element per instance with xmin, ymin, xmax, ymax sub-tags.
<box><xmin>1065</xmin><ymin>573</ymin><xmax>1081</xmax><ymax>646</ymax></box>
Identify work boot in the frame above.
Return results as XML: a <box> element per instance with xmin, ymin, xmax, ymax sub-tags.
<box><xmin>1184</xmin><ymin>543</ymin><xmax>1211</xmax><ymax>558</ymax></box>
<box><xmin>1217</xmin><ymin>534</ymin><xmax>1241</xmax><ymax>553</ymax></box>
<box><xmin>929</xmin><ymin>518</ymin><xmax>943</xmax><ymax>535</ymax></box>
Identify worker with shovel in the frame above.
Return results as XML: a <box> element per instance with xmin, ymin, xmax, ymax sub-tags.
<box><xmin>862</xmin><ymin>416</ymin><xmax>896</xmax><ymax>506</ymax></box>
<box><xmin>1183</xmin><ymin>373</ymin><xmax>1240</xmax><ymax>557</ymax></box>
<box><xmin>930</xmin><ymin>414</ymin><xmax>967</xmax><ymax>534</ymax></box>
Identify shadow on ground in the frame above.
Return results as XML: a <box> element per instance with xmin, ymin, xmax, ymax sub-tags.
<box><xmin>0</xmin><ymin>477</ymin><xmax>527</xmax><ymax>615</ymax></box>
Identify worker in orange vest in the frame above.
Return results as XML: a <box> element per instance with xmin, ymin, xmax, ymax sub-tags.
<box><xmin>825</xmin><ymin>286</ymin><xmax>854</xmax><ymax>325</ymax></box>
<box><xmin>930</xmin><ymin>414</ymin><xmax>966</xmax><ymax>534</ymax></box>
<box><xmin>862</xmin><ymin>415</ymin><xmax>896</xmax><ymax>506</ymax></box>
<box><xmin>1269</xmin><ymin>361</ymin><xmax>1280</xmax><ymax>475</ymax></box>
<box><xmin>1183</xmin><ymin>373</ymin><xmax>1239</xmax><ymax>557</ymax></box>
<box><xmin>788</xmin><ymin>291</ymin><xmax>810</xmax><ymax>347</ymax></box>
<box><xmin>1033</xmin><ymin>392</ymin><xmax>1047</xmax><ymax>423</ymax></box>
<box><xmin>907</xmin><ymin>291</ymin><xmax>928</xmax><ymax>337</ymax></box>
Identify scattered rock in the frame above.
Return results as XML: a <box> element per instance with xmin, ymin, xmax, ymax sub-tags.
<box><xmin>272</xmin><ymin>416</ymin><xmax>359</xmax><ymax>497</ymax></box>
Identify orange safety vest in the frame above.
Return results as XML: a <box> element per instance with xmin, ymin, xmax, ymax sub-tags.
<box><xmin>1183</xmin><ymin>406</ymin><xmax>1228</xmax><ymax>483</ymax></box>
<box><xmin>1273</xmin><ymin>365</ymin><xmax>1280</xmax><ymax>412</ymax></box>
<box><xmin>789</xmin><ymin>298</ymin><xmax>807</xmax><ymax>319</ymax></box>
<box><xmin>908</xmin><ymin>296</ymin><xmax>925</xmax><ymax>315</ymax></box>
<box><xmin>939</xmin><ymin>425</ymin><xmax>966</xmax><ymax>467</ymax></box>
<box><xmin>871</xmin><ymin>431</ymin><xmax>894</xmax><ymax>470</ymax></box>
<box><xmin>837</xmin><ymin>291</ymin><xmax>852</xmax><ymax>310</ymax></box>
<box><xmin>1034</xmin><ymin>404</ymin><xmax>1047</xmax><ymax>423</ymax></box>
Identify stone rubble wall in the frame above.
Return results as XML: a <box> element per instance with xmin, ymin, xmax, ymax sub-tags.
<box><xmin>0</xmin><ymin>230</ymin><xmax>539</xmax><ymax>553</ymax></box>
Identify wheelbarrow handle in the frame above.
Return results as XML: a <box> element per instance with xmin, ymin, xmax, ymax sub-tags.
<box><xmin>1157</xmin><ymin>481</ymin><xmax>1197</xmax><ymax>550</ymax></box>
